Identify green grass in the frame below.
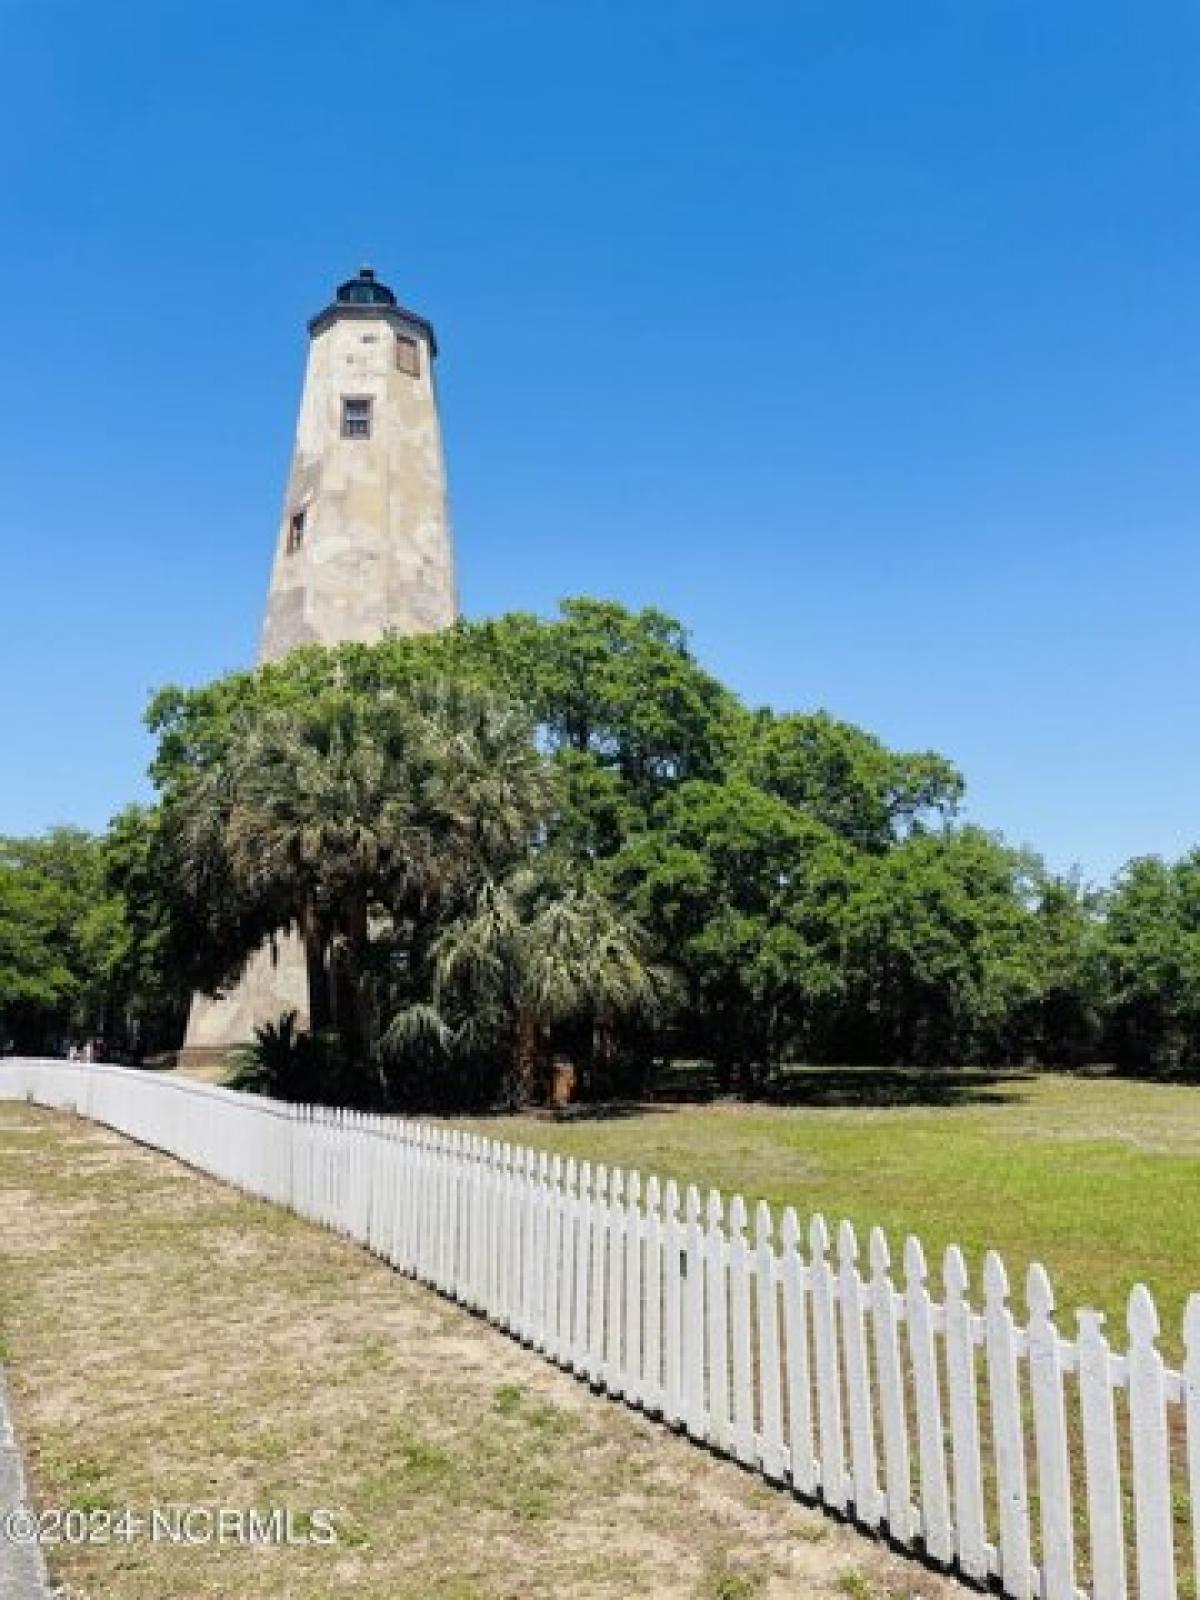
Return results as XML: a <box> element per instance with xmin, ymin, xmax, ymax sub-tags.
<box><xmin>460</xmin><ymin>1070</ymin><xmax>1200</xmax><ymax>1354</ymax></box>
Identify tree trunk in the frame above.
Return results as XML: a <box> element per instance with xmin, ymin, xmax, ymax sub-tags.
<box><xmin>330</xmin><ymin>886</ymin><xmax>371</xmax><ymax>1066</ymax></box>
<box><xmin>300</xmin><ymin>899</ymin><xmax>332</xmax><ymax>1034</ymax></box>
<box><xmin>509</xmin><ymin>1009</ymin><xmax>547</xmax><ymax>1106</ymax></box>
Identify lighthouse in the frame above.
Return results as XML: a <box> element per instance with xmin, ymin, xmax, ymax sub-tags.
<box><xmin>180</xmin><ymin>266</ymin><xmax>459</xmax><ymax>1062</ymax></box>
<box><xmin>261</xmin><ymin>265</ymin><xmax>457</xmax><ymax>660</ymax></box>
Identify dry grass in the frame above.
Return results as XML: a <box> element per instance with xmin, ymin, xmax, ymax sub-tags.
<box><xmin>0</xmin><ymin>1105</ymin><xmax>962</xmax><ymax>1600</ymax></box>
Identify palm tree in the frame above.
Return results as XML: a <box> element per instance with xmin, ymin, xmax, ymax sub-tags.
<box><xmin>384</xmin><ymin>869</ymin><xmax>673</xmax><ymax>1104</ymax></box>
<box><xmin>166</xmin><ymin>684</ymin><xmax>554</xmax><ymax>1077</ymax></box>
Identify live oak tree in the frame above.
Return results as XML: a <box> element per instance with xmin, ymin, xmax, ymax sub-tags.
<box><xmin>0</xmin><ymin>822</ymin><xmax>185</xmax><ymax>1056</ymax></box>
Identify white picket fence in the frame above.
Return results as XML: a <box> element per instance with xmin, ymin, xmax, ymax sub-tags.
<box><xmin>2</xmin><ymin>1057</ymin><xmax>1197</xmax><ymax>1599</ymax></box>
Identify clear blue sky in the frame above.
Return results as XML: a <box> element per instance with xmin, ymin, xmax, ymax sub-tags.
<box><xmin>1</xmin><ymin>1</ymin><xmax>1197</xmax><ymax>883</ymax></box>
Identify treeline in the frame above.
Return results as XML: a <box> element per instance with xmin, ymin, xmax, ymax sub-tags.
<box><xmin>0</xmin><ymin>814</ymin><xmax>186</xmax><ymax>1059</ymax></box>
<box><xmin>3</xmin><ymin>599</ymin><xmax>1200</xmax><ymax>1096</ymax></box>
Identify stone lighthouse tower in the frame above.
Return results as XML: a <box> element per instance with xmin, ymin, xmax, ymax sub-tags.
<box><xmin>181</xmin><ymin>266</ymin><xmax>458</xmax><ymax>1063</ymax></box>
<box><xmin>260</xmin><ymin>265</ymin><xmax>457</xmax><ymax>659</ymax></box>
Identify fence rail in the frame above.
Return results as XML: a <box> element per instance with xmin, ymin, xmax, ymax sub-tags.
<box><xmin>1</xmin><ymin>1057</ymin><xmax>1196</xmax><ymax>1599</ymax></box>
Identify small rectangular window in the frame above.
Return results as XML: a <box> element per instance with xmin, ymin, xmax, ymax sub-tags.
<box><xmin>395</xmin><ymin>334</ymin><xmax>421</xmax><ymax>377</ymax></box>
<box><xmin>341</xmin><ymin>395</ymin><xmax>373</xmax><ymax>439</ymax></box>
<box><xmin>286</xmin><ymin>510</ymin><xmax>306</xmax><ymax>553</ymax></box>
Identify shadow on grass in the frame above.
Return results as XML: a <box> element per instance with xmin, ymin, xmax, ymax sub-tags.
<box><xmin>639</xmin><ymin>1059</ymin><xmax>1035</xmax><ymax>1110</ymax></box>
<box><xmin>480</xmin><ymin>1064</ymin><xmax>1035</xmax><ymax>1121</ymax></box>
<box><xmin>752</xmin><ymin>1064</ymin><xmax>1035</xmax><ymax>1109</ymax></box>
<box><xmin>458</xmin><ymin>1100</ymin><xmax>679</xmax><ymax>1124</ymax></box>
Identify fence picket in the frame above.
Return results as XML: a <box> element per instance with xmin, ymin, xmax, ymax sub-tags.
<box><xmin>1026</xmin><ymin>1263</ymin><xmax>1077</xmax><ymax>1600</ymax></box>
<box><xmin>643</xmin><ymin>1176</ymin><xmax>663</xmax><ymax>1412</ymax></box>
<box><xmin>837</xmin><ymin>1220</ymin><xmax>880</xmax><ymax>1527</ymax></box>
<box><xmin>983</xmin><ymin>1251</ymin><xmax>1033</xmax><ymax>1598</ymax></box>
<box><xmin>471</xmin><ymin>1134</ymin><xmax>486</xmax><ymax>1308</ymax></box>
<box><xmin>556</xmin><ymin>1158</ymin><xmax>577</xmax><ymax>1363</ymax></box>
<box><xmin>728</xmin><ymin>1195</ymin><xmax>755</xmax><ymax>1466</ymax></box>
<box><xmin>606</xmin><ymin>1169</ymin><xmax>626</xmax><ymax>1395</ymax></box>
<box><xmin>572</xmin><ymin>1162</ymin><xmax>593</xmax><ymax>1376</ymax></box>
<box><xmin>868</xmin><ymin>1228</ymin><xmax>914</xmax><ymax>1543</ymax></box>
<box><xmin>705</xmin><ymin>1190</ymin><xmax>731</xmax><ymax>1453</ymax></box>
<box><xmin>780</xmin><ymin>1206</ymin><xmax>816</xmax><ymax>1497</ymax></box>
<box><xmin>755</xmin><ymin>1202</ymin><xmax>786</xmax><ymax>1482</ymax></box>
<box><xmin>519</xmin><ymin>1147</ymin><xmax>537</xmax><ymax>1338</ymax></box>
<box><xmin>684</xmin><ymin>1185</ymin><xmax>706</xmax><ymax>1440</ymax></box>
<box><xmin>624</xmin><ymin>1172</ymin><xmax>643</xmax><ymax>1408</ymax></box>
<box><xmin>1076</xmin><ymin>1309</ymin><xmax>1126</xmax><ymax>1600</ymax></box>
<box><xmin>588</xmin><ymin>1167</ymin><xmax>609</xmax><ymax>1385</ymax></box>
<box><xmin>484</xmin><ymin>1140</ymin><xmax>501</xmax><ymax>1314</ymax></box>
<box><xmin>1185</xmin><ymin>1296</ymin><xmax>1200</xmax><ymax>1597</ymax></box>
<box><xmin>663</xmin><ymin>1179</ymin><xmax>683</xmax><ymax>1425</ymax></box>
<box><xmin>943</xmin><ymin>1245</ymin><xmax>988</xmax><ymax>1581</ymax></box>
<box><xmin>904</xmin><ymin>1236</ymin><xmax>953</xmax><ymax>1565</ymax></box>
<box><xmin>810</xmin><ymin>1215</ymin><xmax>847</xmax><ymax>1511</ymax></box>
<box><xmin>543</xmin><ymin>1155</ymin><xmax>562</xmax><ymax>1355</ymax></box>
<box><xmin>531</xmin><ymin>1152</ymin><xmax>549</xmax><ymax>1347</ymax></box>
<box><xmin>1127</xmin><ymin>1284</ymin><xmax>1177</xmax><ymax>1600</ymax></box>
<box><xmin>496</xmin><ymin>1144</ymin><xmax>513</xmax><ymax>1326</ymax></box>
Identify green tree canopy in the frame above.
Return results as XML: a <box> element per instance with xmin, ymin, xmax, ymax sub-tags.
<box><xmin>1096</xmin><ymin>853</ymin><xmax>1200</xmax><ymax>1073</ymax></box>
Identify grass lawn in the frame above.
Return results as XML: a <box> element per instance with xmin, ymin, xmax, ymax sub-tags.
<box><xmin>461</xmin><ymin>1069</ymin><xmax>1200</xmax><ymax>1357</ymax></box>
<box><xmin>0</xmin><ymin>1103</ymin><xmax>960</xmax><ymax>1600</ymax></box>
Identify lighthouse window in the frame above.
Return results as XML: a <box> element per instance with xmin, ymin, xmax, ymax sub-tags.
<box><xmin>395</xmin><ymin>334</ymin><xmax>421</xmax><ymax>377</ymax></box>
<box><xmin>341</xmin><ymin>396</ymin><xmax>373</xmax><ymax>439</ymax></box>
<box><xmin>287</xmin><ymin>510</ymin><xmax>306</xmax><ymax>553</ymax></box>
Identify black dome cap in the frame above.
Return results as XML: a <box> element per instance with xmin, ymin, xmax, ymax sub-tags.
<box><xmin>308</xmin><ymin>264</ymin><xmax>438</xmax><ymax>353</ymax></box>
<box><xmin>335</xmin><ymin>264</ymin><xmax>397</xmax><ymax>308</ymax></box>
